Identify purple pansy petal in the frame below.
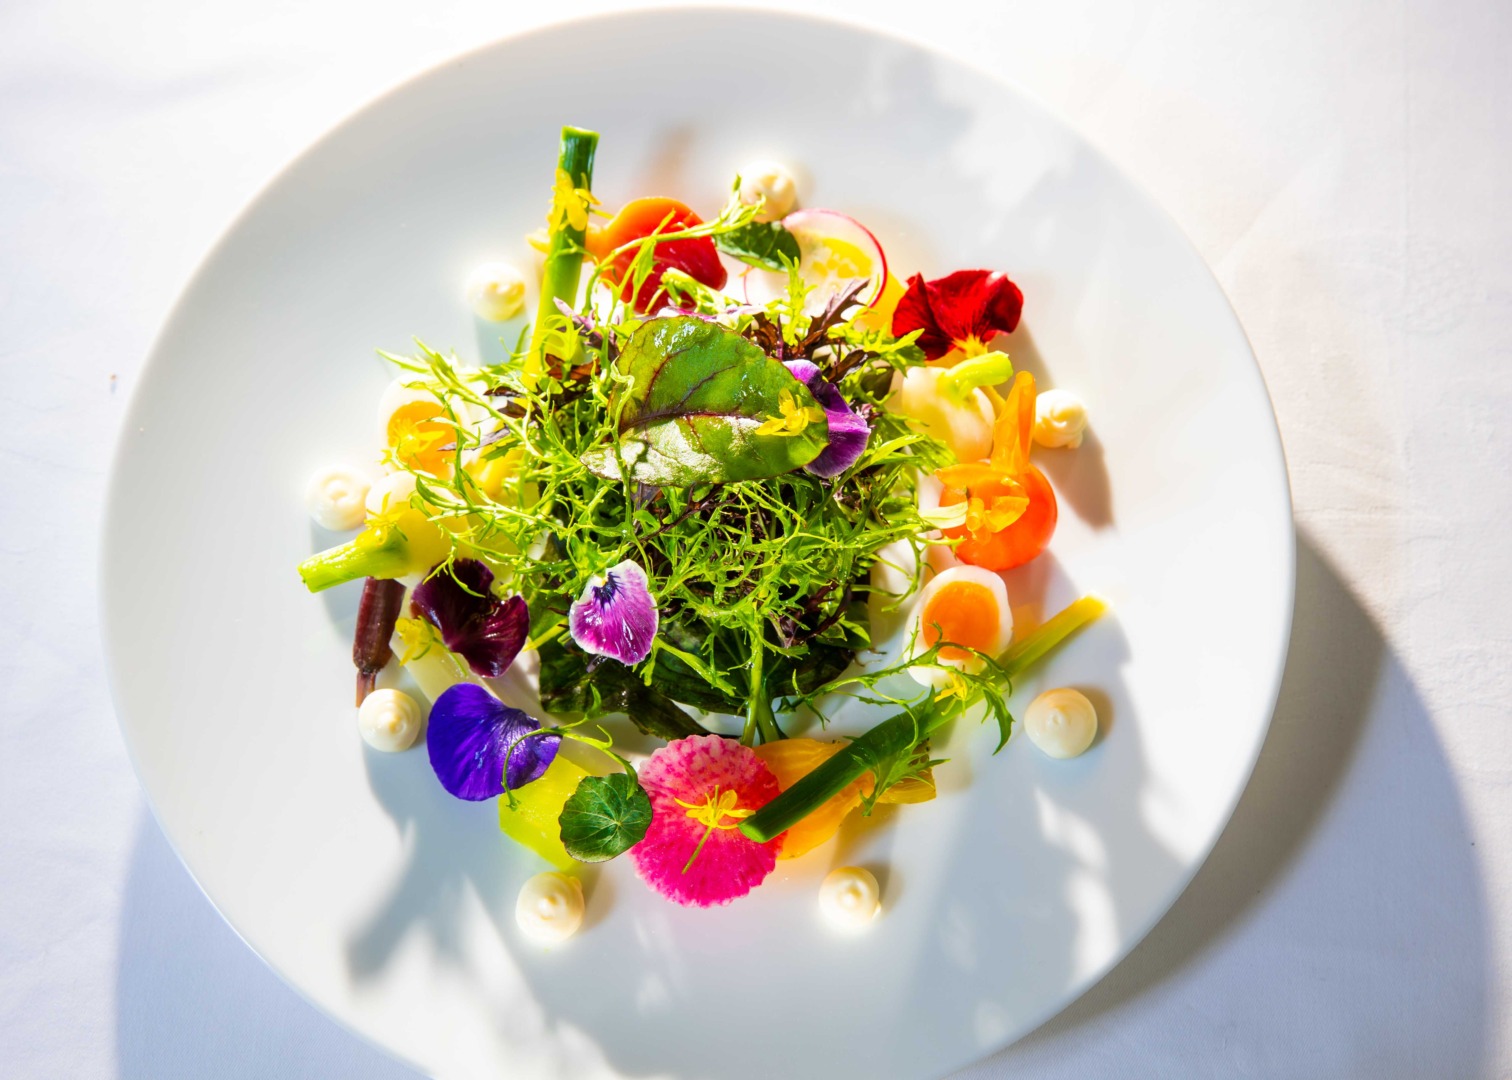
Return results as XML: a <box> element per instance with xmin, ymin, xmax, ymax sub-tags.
<box><xmin>427</xmin><ymin>683</ymin><xmax>560</xmax><ymax>800</ymax></box>
<box><xmin>568</xmin><ymin>559</ymin><xmax>659</xmax><ymax>665</ymax></box>
<box><xmin>411</xmin><ymin>560</ymin><xmax>531</xmax><ymax>678</ymax></box>
<box><xmin>783</xmin><ymin>359</ymin><xmax>821</xmax><ymax>384</ymax></box>
<box><xmin>806</xmin><ymin>404</ymin><xmax>871</xmax><ymax>478</ymax></box>
<box><xmin>782</xmin><ymin>361</ymin><xmax>872</xmax><ymax>478</ymax></box>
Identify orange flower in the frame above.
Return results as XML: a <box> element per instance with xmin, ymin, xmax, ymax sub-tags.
<box><xmin>934</xmin><ymin>371</ymin><xmax>1059</xmax><ymax>571</ymax></box>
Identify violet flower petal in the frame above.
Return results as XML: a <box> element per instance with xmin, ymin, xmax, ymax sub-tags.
<box><xmin>411</xmin><ymin>560</ymin><xmax>531</xmax><ymax>678</ymax></box>
<box><xmin>568</xmin><ymin>559</ymin><xmax>659</xmax><ymax>665</ymax></box>
<box><xmin>427</xmin><ymin>683</ymin><xmax>560</xmax><ymax>800</ymax></box>
<box><xmin>783</xmin><ymin>361</ymin><xmax>872</xmax><ymax>478</ymax></box>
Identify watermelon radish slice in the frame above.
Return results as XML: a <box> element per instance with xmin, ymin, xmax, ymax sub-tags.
<box><xmin>742</xmin><ymin>209</ymin><xmax>888</xmax><ymax>315</ymax></box>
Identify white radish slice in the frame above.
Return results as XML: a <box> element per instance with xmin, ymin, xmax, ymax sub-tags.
<box><xmin>743</xmin><ymin>208</ymin><xmax>888</xmax><ymax>315</ymax></box>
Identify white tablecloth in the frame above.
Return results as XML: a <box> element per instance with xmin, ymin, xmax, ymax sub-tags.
<box><xmin>3</xmin><ymin>0</ymin><xmax>1508</xmax><ymax>1075</ymax></box>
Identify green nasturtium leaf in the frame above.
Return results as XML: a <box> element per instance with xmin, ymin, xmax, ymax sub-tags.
<box><xmin>558</xmin><ymin>772</ymin><xmax>653</xmax><ymax>863</ymax></box>
<box><xmin>715</xmin><ymin>220</ymin><xmax>802</xmax><ymax>271</ymax></box>
<box><xmin>582</xmin><ymin>317</ymin><xmax>829</xmax><ymax>486</ymax></box>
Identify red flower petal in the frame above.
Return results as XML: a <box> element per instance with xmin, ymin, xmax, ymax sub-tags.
<box><xmin>891</xmin><ymin>269</ymin><xmax>1024</xmax><ymax>361</ymax></box>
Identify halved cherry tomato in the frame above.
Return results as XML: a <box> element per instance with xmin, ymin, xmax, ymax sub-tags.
<box><xmin>939</xmin><ymin>463</ymin><xmax>1058</xmax><ymax>571</ymax></box>
<box><xmin>584</xmin><ymin>197</ymin><xmax>727</xmax><ymax>312</ymax></box>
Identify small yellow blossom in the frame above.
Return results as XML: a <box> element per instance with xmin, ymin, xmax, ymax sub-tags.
<box><xmin>388</xmin><ymin>413</ymin><xmax>454</xmax><ymax>473</ymax></box>
<box><xmin>753</xmin><ymin>389</ymin><xmax>825</xmax><ymax>437</ymax></box>
<box><xmin>935</xmin><ymin>672</ymin><xmax>971</xmax><ymax>702</ymax></box>
<box><xmin>964</xmin><ymin>494</ymin><xmax>1028</xmax><ymax>540</ymax></box>
<box><xmin>676</xmin><ymin>786</ymin><xmax>755</xmax><ymax>831</ymax></box>
<box><xmin>547</xmin><ymin>167</ymin><xmax>599</xmax><ymax>234</ymax></box>
<box><xmin>392</xmin><ymin>616</ymin><xmax>439</xmax><ymax>665</ymax></box>
<box><xmin>675</xmin><ymin>786</ymin><xmax>757</xmax><ymax>874</ymax></box>
<box><xmin>355</xmin><ymin>503</ymin><xmax>409</xmax><ymax>550</ymax></box>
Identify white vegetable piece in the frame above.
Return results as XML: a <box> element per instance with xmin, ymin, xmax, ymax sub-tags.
<box><xmin>888</xmin><ymin>367</ymin><xmax>995</xmax><ymax>463</ymax></box>
<box><xmin>365</xmin><ymin>470</ymin><xmax>418</xmax><ymax>517</ymax></box>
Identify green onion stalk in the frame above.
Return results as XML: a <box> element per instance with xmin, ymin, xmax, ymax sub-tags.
<box><xmin>297</xmin><ymin>510</ymin><xmax>450</xmax><ymax>593</ymax></box>
<box><xmin>529</xmin><ymin>126</ymin><xmax>599</xmax><ymax>357</ymax></box>
<box><xmin>740</xmin><ymin>595</ymin><xmax>1107</xmax><ymax>843</ymax></box>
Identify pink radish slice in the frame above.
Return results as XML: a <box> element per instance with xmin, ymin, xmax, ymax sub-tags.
<box><xmin>742</xmin><ymin>209</ymin><xmax>888</xmax><ymax>315</ymax></box>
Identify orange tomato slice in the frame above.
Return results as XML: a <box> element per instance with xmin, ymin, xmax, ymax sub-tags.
<box><xmin>585</xmin><ymin>197</ymin><xmax>727</xmax><ymax>312</ymax></box>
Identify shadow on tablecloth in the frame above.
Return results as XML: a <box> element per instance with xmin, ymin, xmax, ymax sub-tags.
<box><xmin>113</xmin><ymin>814</ymin><xmax>422</xmax><ymax>1080</ymax></box>
<box><xmin>984</xmin><ymin>529</ymin><xmax>1493</xmax><ymax>1077</ymax></box>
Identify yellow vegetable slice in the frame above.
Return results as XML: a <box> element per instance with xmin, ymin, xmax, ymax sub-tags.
<box><xmin>498</xmin><ymin>755</ymin><xmax>589</xmax><ymax>871</ymax></box>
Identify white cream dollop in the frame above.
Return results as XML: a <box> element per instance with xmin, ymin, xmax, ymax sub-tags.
<box><xmin>357</xmin><ymin>688</ymin><xmax>423</xmax><ymax>752</ymax></box>
<box><xmin>818</xmin><ymin>866</ymin><xmax>881</xmax><ymax>930</ymax></box>
<box><xmin>515</xmin><ymin>872</ymin><xmax>585</xmax><ymax>945</ymax></box>
<box><xmin>738</xmin><ymin>160</ymin><xmax>798</xmax><ymax>222</ymax></box>
<box><xmin>1033</xmin><ymin>388</ymin><xmax>1088</xmax><ymax>449</ymax></box>
<box><xmin>306</xmin><ymin>465</ymin><xmax>371</xmax><ymax>531</ymax></box>
<box><xmin>364</xmin><ymin>470</ymin><xmax>419</xmax><ymax>517</ymax></box>
<box><xmin>1024</xmin><ymin>687</ymin><xmax>1098</xmax><ymax>758</ymax></box>
<box><xmin>888</xmin><ymin>367</ymin><xmax>995</xmax><ymax>463</ymax></box>
<box><xmin>465</xmin><ymin>261</ymin><xmax>528</xmax><ymax>322</ymax></box>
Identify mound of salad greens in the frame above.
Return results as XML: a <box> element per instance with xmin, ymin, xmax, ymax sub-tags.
<box><xmin>298</xmin><ymin>125</ymin><xmax>1103</xmax><ymax>875</ymax></box>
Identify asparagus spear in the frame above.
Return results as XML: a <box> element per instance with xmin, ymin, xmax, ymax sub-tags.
<box><xmin>739</xmin><ymin>594</ymin><xmax>1108</xmax><ymax>843</ymax></box>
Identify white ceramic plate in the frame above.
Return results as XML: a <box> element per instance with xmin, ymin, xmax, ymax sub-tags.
<box><xmin>102</xmin><ymin>11</ymin><xmax>1293</xmax><ymax>1080</ymax></box>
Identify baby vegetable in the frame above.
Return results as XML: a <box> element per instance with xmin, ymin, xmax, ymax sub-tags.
<box><xmin>297</xmin><ymin>508</ymin><xmax>450</xmax><ymax>593</ymax></box>
<box><xmin>353</xmin><ymin>577</ymin><xmax>406</xmax><ymax>704</ymax></box>
<box><xmin>531</xmin><ymin>126</ymin><xmax>599</xmax><ymax>355</ymax></box>
<box><xmin>499</xmin><ymin>755</ymin><xmax>591</xmax><ymax>870</ymax></box>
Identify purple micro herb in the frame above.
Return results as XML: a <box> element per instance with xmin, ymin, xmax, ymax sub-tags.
<box><xmin>426</xmin><ymin>683</ymin><xmax>559</xmax><ymax>800</ymax></box>
<box><xmin>783</xmin><ymin>360</ymin><xmax>871</xmax><ymax>478</ymax></box>
<box><xmin>410</xmin><ymin>559</ymin><xmax>530</xmax><ymax>678</ymax></box>
<box><xmin>568</xmin><ymin>559</ymin><xmax>659</xmax><ymax>665</ymax></box>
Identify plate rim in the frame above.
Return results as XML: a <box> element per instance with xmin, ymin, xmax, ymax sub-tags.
<box><xmin>100</xmin><ymin>7</ymin><xmax>1297</xmax><ymax>1077</ymax></box>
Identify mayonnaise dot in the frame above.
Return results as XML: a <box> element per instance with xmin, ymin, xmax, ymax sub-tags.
<box><xmin>306</xmin><ymin>465</ymin><xmax>371</xmax><ymax>531</ymax></box>
<box><xmin>1024</xmin><ymin>687</ymin><xmax>1098</xmax><ymax>758</ymax></box>
<box><xmin>738</xmin><ymin>161</ymin><xmax>798</xmax><ymax>222</ymax></box>
<box><xmin>1033</xmin><ymin>388</ymin><xmax>1088</xmax><ymax>449</ymax></box>
<box><xmin>357</xmin><ymin>688</ymin><xmax>422</xmax><ymax>752</ymax></box>
<box><xmin>818</xmin><ymin>866</ymin><xmax>881</xmax><ymax>931</ymax></box>
<box><xmin>515</xmin><ymin>872</ymin><xmax>585</xmax><ymax>945</ymax></box>
<box><xmin>364</xmin><ymin>470</ymin><xmax>418</xmax><ymax>517</ymax></box>
<box><xmin>465</xmin><ymin>261</ymin><xmax>528</xmax><ymax>322</ymax></box>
